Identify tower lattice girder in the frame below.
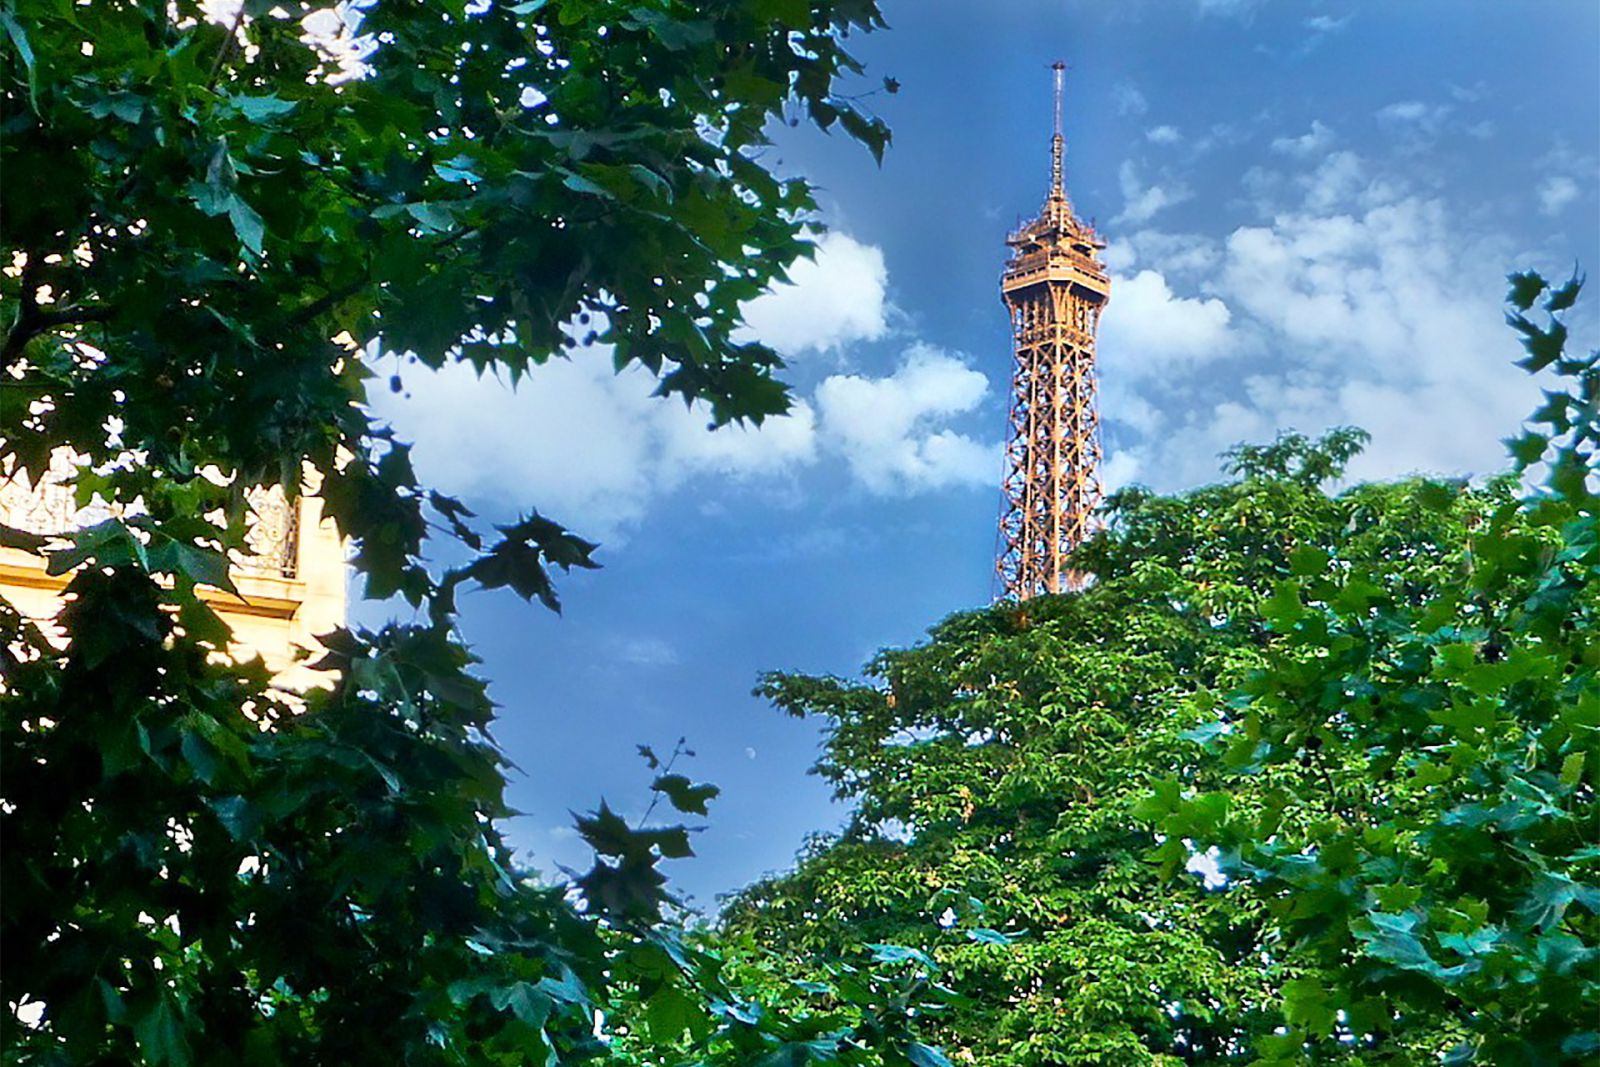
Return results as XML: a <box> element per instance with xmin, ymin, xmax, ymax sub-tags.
<box><xmin>996</xmin><ymin>63</ymin><xmax>1111</xmax><ymax>599</ymax></box>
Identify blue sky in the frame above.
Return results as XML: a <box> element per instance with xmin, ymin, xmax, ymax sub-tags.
<box><xmin>368</xmin><ymin>0</ymin><xmax>1600</xmax><ymax>911</ymax></box>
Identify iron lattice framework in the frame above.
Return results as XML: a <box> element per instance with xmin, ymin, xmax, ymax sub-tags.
<box><xmin>996</xmin><ymin>62</ymin><xmax>1111</xmax><ymax>599</ymax></box>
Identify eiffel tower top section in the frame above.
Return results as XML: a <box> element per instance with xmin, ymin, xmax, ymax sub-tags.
<box><xmin>1002</xmin><ymin>62</ymin><xmax>1108</xmax><ymax>298</ymax></box>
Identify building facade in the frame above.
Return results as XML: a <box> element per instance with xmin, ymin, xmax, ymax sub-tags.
<box><xmin>1</xmin><ymin>453</ymin><xmax>346</xmax><ymax>690</ymax></box>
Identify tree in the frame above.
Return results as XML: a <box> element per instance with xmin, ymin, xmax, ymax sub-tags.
<box><xmin>726</xmin><ymin>426</ymin><xmax>1515</xmax><ymax>1063</ymax></box>
<box><xmin>728</xmin><ymin>279</ymin><xmax>1596</xmax><ymax>1065</ymax></box>
<box><xmin>1141</xmin><ymin>275</ymin><xmax>1598</xmax><ymax>1064</ymax></box>
<box><xmin>2</xmin><ymin>1</ymin><xmax>949</xmax><ymax>1063</ymax></box>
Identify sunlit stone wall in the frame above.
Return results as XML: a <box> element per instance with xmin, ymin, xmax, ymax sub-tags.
<box><xmin>0</xmin><ymin>452</ymin><xmax>346</xmax><ymax>691</ymax></box>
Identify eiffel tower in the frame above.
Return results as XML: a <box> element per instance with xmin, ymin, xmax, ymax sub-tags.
<box><xmin>995</xmin><ymin>62</ymin><xmax>1111</xmax><ymax>599</ymax></box>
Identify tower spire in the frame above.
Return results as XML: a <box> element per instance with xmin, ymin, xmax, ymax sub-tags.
<box><xmin>995</xmin><ymin>60</ymin><xmax>1111</xmax><ymax>600</ymax></box>
<box><xmin>1050</xmin><ymin>60</ymin><xmax>1065</xmax><ymax>200</ymax></box>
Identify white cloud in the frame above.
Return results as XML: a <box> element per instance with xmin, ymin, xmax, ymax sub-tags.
<box><xmin>369</xmin><ymin>237</ymin><xmax>995</xmax><ymax>538</ymax></box>
<box><xmin>1146</xmin><ymin>125</ymin><xmax>1182</xmax><ymax>145</ymax></box>
<box><xmin>1271</xmin><ymin>120</ymin><xmax>1334</xmax><ymax>158</ymax></box>
<box><xmin>1305</xmin><ymin>14</ymin><xmax>1350</xmax><ymax>33</ymax></box>
<box><xmin>1099</xmin><ymin>450</ymin><xmax>1144</xmax><ymax>494</ymax></box>
<box><xmin>814</xmin><ymin>345</ymin><xmax>994</xmax><ymax>494</ymax></box>
<box><xmin>1102</xmin><ymin>168</ymin><xmax>1545</xmax><ymax>490</ymax></box>
<box><xmin>1299</xmin><ymin>150</ymin><xmax>1382</xmax><ymax>213</ymax></box>
<box><xmin>1376</xmin><ymin>99</ymin><xmax>1452</xmax><ymax>136</ymax></box>
<box><xmin>1115</xmin><ymin>161</ymin><xmax>1192</xmax><ymax>225</ymax></box>
<box><xmin>616</xmin><ymin>637</ymin><xmax>680</xmax><ymax>667</ymax></box>
<box><xmin>1196</xmin><ymin>0</ymin><xmax>1266</xmax><ymax>17</ymax></box>
<box><xmin>738</xmin><ymin>231</ymin><xmax>889</xmax><ymax>356</ymax></box>
<box><xmin>1103</xmin><ymin>230</ymin><xmax>1222</xmax><ymax>280</ymax></box>
<box><xmin>374</xmin><ymin>343</ymin><xmax>996</xmax><ymax>539</ymax></box>
<box><xmin>1538</xmin><ymin>175</ymin><xmax>1580</xmax><ymax>217</ymax></box>
<box><xmin>1100</xmin><ymin>270</ymin><xmax>1235</xmax><ymax>379</ymax></box>
<box><xmin>371</xmin><ymin>353</ymin><xmax>816</xmax><ymax>540</ymax></box>
<box><xmin>1111</xmin><ymin>82</ymin><xmax>1148</xmax><ymax>117</ymax></box>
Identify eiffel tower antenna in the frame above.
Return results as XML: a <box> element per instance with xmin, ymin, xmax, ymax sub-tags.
<box><xmin>1051</xmin><ymin>60</ymin><xmax>1066</xmax><ymax>199</ymax></box>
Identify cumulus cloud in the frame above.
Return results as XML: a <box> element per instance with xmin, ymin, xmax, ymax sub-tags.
<box><xmin>371</xmin><ymin>353</ymin><xmax>817</xmax><ymax>540</ymax></box>
<box><xmin>369</xmin><ymin>232</ymin><xmax>996</xmax><ymax>538</ymax></box>
<box><xmin>1111</xmin><ymin>82</ymin><xmax>1148</xmax><ymax>117</ymax></box>
<box><xmin>1305</xmin><ymin>14</ymin><xmax>1349</xmax><ymax>33</ymax></box>
<box><xmin>1146</xmin><ymin>125</ymin><xmax>1182</xmax><ymax>145</ymax></box>
<box><xmin>1375</xmin><ymin>99</ymin><xmax>1453</xmax><ymax>143</ymax></box>
<box><xmin>738</xmin><ymin>231</ymin><xmax>890</xmax><ymax>356</ymax></box>
<box><xmin>1538</xmin><ymin>175</ymin><xmax>1580</xmax><ymax>217</ymax></box>
<box><xmin>1100</xmin><ymin>270</ymin><xmax>1235</xmax><ymax>379</ymax></box>
<box><xmin>1271</xmin><ymin>120</ymin><xmax>1334</xmax><ymax>158</ymax></box>
<box><xmin>1103</xmin><ymin>230</ymin><xmax>1222</xmax><ymax>280</ymax></box>
<box><xmin>1376</xmin><ymin>100</ymin><xmax>1448</xmax><ymax>126</ymax></box>
<box><xmin>1100</xmin><ymin>156</ymin><xmax>1546</xmax><ymax>491</ymax></box>
<box><xmin>374</xmin><ymin>343</ymin><xmax>997</xmax><ymax>539</ymax></box>
<box><xmin>1115</xmin><ymin>161</ymin><xmax>1192</xmax><ymax>225</ymax></box>
<box><xmin>813</xmin><ymin>346</ymin><xmax>994</xmax><ymax>494</ymax></box>
<box><xmin>1296</xmin><ymin>150</ymin><xmax>1389</xmax><ymax>213</ymax></box>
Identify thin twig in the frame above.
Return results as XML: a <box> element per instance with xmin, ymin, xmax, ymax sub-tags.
<box><xmin>205</xmin><ymin>4</ymin><xmax>249</xmax><ymax>90</ymax></box>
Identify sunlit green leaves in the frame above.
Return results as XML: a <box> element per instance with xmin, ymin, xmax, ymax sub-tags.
<box><xmin>1144</xmin><ymin>276</ymin><xmax>1599</xmax><ymax>1063</ymax></box>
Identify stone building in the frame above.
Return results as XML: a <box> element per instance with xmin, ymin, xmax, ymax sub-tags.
<box><xmin>0</xmin><ymin>452</ymin><xmax>345</xmax><ymax>690</ymax></box>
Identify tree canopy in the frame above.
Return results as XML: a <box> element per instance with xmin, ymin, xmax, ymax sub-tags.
<box><xmin>2</xmin><ymin>2</ymin><xmax>955</xmax><ymax>1064</ymax></box>
<box><xmin>727</xmin><ymin>277</ymin><xmax>1596</xmax><ymax>1064</ymax></box>
<box><xmin>1141</xmin><ymin>272</ymin><xmax>1598</xmax><ymax>1064</ymax></box>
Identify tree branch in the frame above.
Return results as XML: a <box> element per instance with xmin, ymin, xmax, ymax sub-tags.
<box><xmin>3</xmin><ymin>302</ymin><xmax>115</xmax><ymax>364</ymax></box>
<box><xmin>287</xmin><ymin>276</ymin><xmax>372</xmax><ymax>329</ymax></box>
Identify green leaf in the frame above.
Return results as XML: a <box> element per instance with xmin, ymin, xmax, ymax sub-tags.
<box><xmin>133</xmin><ymin>996</ymin><xmax>191</xmax><ymax>1067</ymax></box>
<box><xmin>228</xmin><ymin>195</ymin><xmax>266</xmax><ymax>255</ymax></box>
<box><xmin>433</xmin><ymin>158</ymin><xmax>481</xmax><ymax>184</ymax></box>
<box><xmin>1507</xmin><ymin>270</ymin><xmax>1546</xmax><ymax>311</ymax></box>
<box><xmin>488</xmin><ymin>982</ymin><xmax>553</xmax><ymax>1027</ymax></box>
<box><xmin>625</xmin><ymin>7</ymin><xmax>714</xmax><ymax>49</ymax></box>
<box><xmin>907</xmin><ymin>1043</ymin><xmax>954</xmax><ymax>1067</ymax></box>
<box><xmin>645</xmin><ymin>982</ymin><xmax>697</xmax><ymax>1042</ymax></box>
<box><xmin>405</xmin><ymin>201</ymin><xmax>458</xmax><ymax>233</ymax></box>
<box><xmin>867</xmin><ymin>943</ymin><xmax>937</xmax><ymax>968</ymax></box>
<box><xmin>229</xmin><ymin>93</ymin><xmax>299</xmax><ymax>123</ymax></box>
<box><xmin>1288</xmin><ymin>545</ymin><xmax>1330</xmax><ymax>576</ymax></box>
<box><xmin>1281</xmin><ymin>976</ymin><xmax>1336</xmax><ymax>1034</ymax></box>
<box><xmin>560</xmin><ymin>171</ymin><xmax>613</xmax><ymax>199</ymax></box>
<box><xmin>0</xmin><ymin>9</ymin><xmax>37</xmax><ymax>110</ymax></box>
<box><xmin>1519</xmin><ymin>872</ymin><xmax>1599</xmax><ymax>932</ymax></box>
<box><xmin>1355</xmin><ymin>912</ymin><xmax>1476</xmax><ymax>980</ymax></box>
<box><xmin>1544</xmin><ymin>269</ymin><xmax>1584</xmax><ymax>312</ymax></box>
<box><xmin>1559</xmin><ymin>751</ymin><xmax>1585</xmax><ymax>787</ymax></box>
<box><xmin>752</xmin><ymin>0</ymin><xmax>813</xmax><ymax>28</ymax></box>
<box><xmin>652</xmin><ymin>773</ymin><xmax>720</xmax><ymax>816</ymax></box>
<box><xmin>177</xmin><ymin>542</ymin><xmax>238</xmax><ymax>595</ymax></box>
<box><xmin>1505</xmin><ymin>431</ymin><xmax>1548</xmax><ymax>467</ymax></box>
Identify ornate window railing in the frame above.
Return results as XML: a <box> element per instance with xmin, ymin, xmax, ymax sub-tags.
<box><xmin>0</xmin><ymin>453</ymin><xmax>300</xmax><ymax>581</ymax></box>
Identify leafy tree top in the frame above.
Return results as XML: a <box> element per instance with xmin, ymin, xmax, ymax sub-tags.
<box><xmin>729</xmin><ymin>274</ymin><xmax>1598</xmax><ymax>1065</ymax></box>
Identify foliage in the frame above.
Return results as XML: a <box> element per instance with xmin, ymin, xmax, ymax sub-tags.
<box><xmin>1140</xmin><ymin>272</ymin><xmax>1598</xmax><ymax>1064</ymax></box>
<box><xmin>726</xmin><ymin>275</ymin><xmax>1595</xmax><ymax>1065</ymax></box>
<box><xmin>0</xmin><ymin>0</ymin><xmax>932</xmax><ymax>1063</ymax></box>
<box><xmin>726</xmin><ymin>421</ymin><xmax>1523</xmax><ymax>1062</ymax></box>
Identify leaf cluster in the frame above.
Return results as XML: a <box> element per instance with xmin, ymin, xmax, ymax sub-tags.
<box><xmin>1137</xmin><ymin>273</ymin><xmax>1598</xmax><ymax>1064</ymax></box>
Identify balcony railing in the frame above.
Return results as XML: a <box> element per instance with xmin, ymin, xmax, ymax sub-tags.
<box><xmin>0</xmin><ymin>453</ymin><xmax>300</xmax><ymax>581</ymax></box>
